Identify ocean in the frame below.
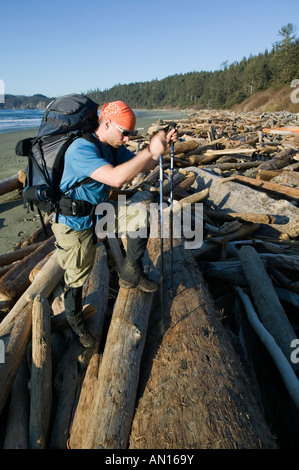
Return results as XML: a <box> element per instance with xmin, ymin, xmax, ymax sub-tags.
<box><xmin>0</xmin><ymin>109</ymin><xmax>45</xmax><ymax>134</ymax></box>
<box><xmin>0</xmin><ymin>108</ymin><xmax>188</xmax><ymax>135</ymax></box>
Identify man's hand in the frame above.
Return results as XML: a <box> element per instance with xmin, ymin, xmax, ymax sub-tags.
<box><xmin>149</xmin><ymin>126</ymin><xmax>178</xmax><ymax>159</ymax></box>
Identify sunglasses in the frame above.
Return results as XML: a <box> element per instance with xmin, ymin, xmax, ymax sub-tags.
<box><xmin>111</xmin><ymin>121</ymin><xmax>137</xmax><ymax>137</ymax></box>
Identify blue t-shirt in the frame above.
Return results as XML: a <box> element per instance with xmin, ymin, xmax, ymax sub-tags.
<box><xmin>58</xmin><ymin>135</ymin><xmax>134</xmax><ymax>230</ymax></box>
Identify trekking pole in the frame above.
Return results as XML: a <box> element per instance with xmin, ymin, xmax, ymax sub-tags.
<box><xmin>159</xmin><ymin>122</ymin><xmax>177</xmax><ymax>309</ymax></box>
<box><xmin>159</xmin><ymin>152</ymin><xmax>164</xmax><ymax>313</ymax></box>
<box><xmin>169</xmin><ymin>141</ymin><xmax>174</xmax><ymax>298</ymax></box>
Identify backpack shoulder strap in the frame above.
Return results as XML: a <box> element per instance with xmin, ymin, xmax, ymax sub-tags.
<box><xmin>67</xmin><ymin>133</ymin><xmax>118</xmax><ymax>191</ymax></box>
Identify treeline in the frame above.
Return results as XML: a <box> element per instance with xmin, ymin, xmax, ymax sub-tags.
<box><xmin>2</xmin><ymin>24</ymin><xmax>298</xmax><ymax>111</ymax></box>
<box><xmin>86</xmin><ymin>24</ymin><xmax>299</xmax><ymax>109</ymax></box>
<box><xmin>1</xmin><ymin>94</ymin><xmax>53</xmax><ymax>110</ymax></box>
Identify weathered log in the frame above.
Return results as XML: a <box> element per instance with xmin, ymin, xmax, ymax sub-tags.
<box><xmin>68</xmin><ymin>353</ymin><xmax>101</xmax><ymax>449</ymax></box>
<box><xmin>29</xmin><ymin>295</ymin><xmax>52</xmax><ymax>449</ymax></box>
<box><xmin>205</xmin><ymin>209</ymin><xmax>276</xmax><ymax>225</ymax></box>
<box><xmin>0</xmin><ymin>235</ymin><xmax>56</xmax><ymax>302</ymax></box>
<box><xmin>204</xmin><ymin>148</ymin><xmax>256</xmax><ymax>157</ymax></box>
<box><xmin>189</xmin><ymin>167</ymin><xmax>299</xmax><ymax>237</ymax></box>
<box><xmin>230</xmin><ymin>174</ymin><xmax>299</xmax><ymax>201</ymax></box>
<box><xmin>253</xmin><ymin>148</ymin><xmax>295</xmax><ymax>173</ymax></box>
<box><xmin>129</xmin><ymin>237</ymin><xmax>276</xmax><ymax>449</ymax></box>
<box><xmin>177</xmin><ymin>188</ymin><xmax>209</xmax><ymax>208</ymax></box>
<box><xmin>208</xmin><ymin>223</ymin><xmax>260</xmax><ymax>245</ymax></box>
<box><xmin>0</xmin><ymin>250</ymin><xmax>64</xmax><ymax>337</ymax></box>
<box><xmin>49</xmin><ymin>243</ymin><xmax>109</xmax><ymax>449</ymax></box>
<box><xmin>0</xmin><ymin>300</ymin><xmax>32</xmax><ymax>416</ymax></box>
<box><xmin>0</xmin><ymin>172</ymin><xmax>23</xmax><ymax>196</ymax></box>
<box><xmin>238</xmin><ymin>245</ymin><xmax>299</xmax><ymax>373</ymax></box>
<box><xmin>29</xmin><ymin>251</ymin><xmax>54</xmax><ymax>283</ymax></box>
<box><xmin>271</xmin><ymin>170</ymin><xmax>299</xmax><ymax>186</ymax></box>
<box><xmin>201</xmin><ymin>161</ymin><xmax>261</xmax><ymax>171</ymax></box>
<box><xmin>163</xmin><ymin>140</ymin><xmax>199</xmax><ymax>156</ymax></box>
<box><xmin>235</xmin><ymin>287</ymin><xmax>299</xmax><ymax>411</ymax></box>
<box><xmin>82</xmin><ymin>242</ymin><xmax>110</xmax><ymax>342</ymax></box>
<box><xmin>49</xmin><ymin>341</ymin><xmax>85</xmax><ymax>449</ymax></box>
<box><xmin>275</xmin><ymin>287</ymin><xmax>299</xmax><ymax>309</ymax></box>
<box><xmin>3</xmin><ymin>357</ymin><xmax>30</xmax><ymax>449</ymax></box>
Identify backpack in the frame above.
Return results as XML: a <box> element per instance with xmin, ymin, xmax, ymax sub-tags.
<box><xmin>15</xmin><ymin>94</ymin><xmax>100</xmax><ymax>228</ymax></box>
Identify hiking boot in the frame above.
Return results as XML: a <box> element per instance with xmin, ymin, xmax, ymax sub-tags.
<box><xmin>78</xmin><ymin>332</ymin><xmax>96</xmax><ymax>348</ymax></box>
<box><xmin>119</xmin><ymin>273</ymin><xmax>159</xmax><ymax>292</ymax></box>
<box><xmin>119</xmin><ymin>258</ymin><xmax>159</xmax><ymax>293</ymax></box>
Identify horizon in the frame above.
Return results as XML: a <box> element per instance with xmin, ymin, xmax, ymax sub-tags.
<box><xmin>1</xmin><ymin>0</ymin><xmax>298</xmax><ymax>98</ymax></box>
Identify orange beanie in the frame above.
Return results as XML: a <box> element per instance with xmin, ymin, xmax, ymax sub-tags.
<box><xmin>99</xmin><ymin>101</ymin><xmax>136</xmax><ymax>132</ymax></box>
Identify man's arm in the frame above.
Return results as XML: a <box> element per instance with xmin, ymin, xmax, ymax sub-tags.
<box><xmin>90</xmin><ymin>129</ymin><xmax>176</xmax><ymax>188</ymax></box>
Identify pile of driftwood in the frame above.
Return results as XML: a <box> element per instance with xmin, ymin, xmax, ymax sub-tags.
<box><xmin>0</xmin><ymin>109</ymin><xmax>299</xmax><ymax>449</ymax></box>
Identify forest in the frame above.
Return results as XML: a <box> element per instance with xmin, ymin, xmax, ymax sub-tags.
<box><xmin>2</xmin><ymin>24</ymin><xmax>299</xmax><ymax>111</ymax></box>
<box><xmin>86</xmin><ymin>24</ymin><xmax>299</xmax><ymax>109</ymax></box>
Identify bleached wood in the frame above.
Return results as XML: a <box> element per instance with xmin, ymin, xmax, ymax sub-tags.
<box><xmin>29</xmin><ymin>295</ymin><xmax>52</xmax><ymax>449</ymax></box>
<box><xmin>238</xmin><ymin>245</ymin><xmax>299</xmax><ymax>373</ymax></box>
<box><xmin>0</xmin><ymin>251</ymin><xmax>63</xmax><ymax>337</ymax></box>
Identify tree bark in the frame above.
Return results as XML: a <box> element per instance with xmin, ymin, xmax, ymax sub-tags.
<box><xmin>128</xmin><ymin>237</ymin><xmax>276</xmax><ymax>449</ymax></box>
<box><xmin>238</xmin><ymin>245</ymin><xmax>299</xmax><ymax>373</ymax></box>
<box><xmin>0</xmin><ymin>250</ymin><xmax>64</xmax><ymax>337</ymax></box>
<box><xmin>0</xmin><ymin>236</ymin><xmax>56</xmax><ymax>302</ymax></box>
<box><xmin>0</xmin><ymin>173</ymin><xmax>23</xmax><ymax>196</ymax></box>
<box><xmin>49</xmin><ymin>243</ymin><xmax>109</xmax><ymax>449</ymax></box>
<box><xmin>29</xmin><ymin>295</ymin><xmax>52</xmax><ymax>449</ymax></box>
<box><xmin>81</xmin><ymin>269</ymin><xmax>156</xmax><ymax>449</ymax></box>
<box><xmin>0</xmin><ymin>301</ymin><xmax>32</xmax><ymax>416</ymax></box>
<box><xmin>68</xmin><ymin>353</ymin><xmax>101</xmax><ymax>449</ymax></box>
<box><xmin>3</xmin><ymin>357</ymin><xmax>30</xmax><ymax>448</ymax></box>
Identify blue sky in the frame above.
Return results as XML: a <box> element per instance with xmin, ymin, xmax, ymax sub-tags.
<box><xmin>1</xmin><ymin>0</ymin><xmax>298</xmax><ymax>97</ymax></box>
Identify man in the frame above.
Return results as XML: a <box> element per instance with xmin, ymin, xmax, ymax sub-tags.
<box><xmin>51</xmin><ymin>100</ymin><xmax>177</xmax><ymax>348</ymax></box>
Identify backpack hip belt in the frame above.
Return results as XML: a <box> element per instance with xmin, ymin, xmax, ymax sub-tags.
<box><xmin>58</xmin><ymin>195</ymin><xmax>94</xmax><ymax>217</ymax></box>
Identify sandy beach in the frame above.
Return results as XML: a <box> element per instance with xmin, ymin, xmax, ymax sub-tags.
<box><xmin>0</xmin><ymin>129</ymin><xmax>43</xmax><ymax>256</ymax></box>
<box><xmin>0</xmin><ymin>110</ymin><xmax>188</xmax><ymax>256</ymax></box>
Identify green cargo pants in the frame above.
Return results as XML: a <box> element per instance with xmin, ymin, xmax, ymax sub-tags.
<box><xmin>51</xmin><ymin>223</ymin><xmax>96</xmax><ymax>288</ymax></box>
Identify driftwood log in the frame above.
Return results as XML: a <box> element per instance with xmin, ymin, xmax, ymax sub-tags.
<box><xmin>0</xmin><ymin>300</ymin><xmax>32</xmax><ymax>416</ymax></box>
<box><xmin>2</xmin><ymin>357</ymin><xmax>30</xmax><ymax>449</ymax></box>
<box><xmin>0</xmin><ymin>250</ymin><xmax>64</xmax><ymax>338</ymax></box>
<box><xmin>0</xmin><ymin>172</ymin><xmax>23</xmax><ymax>197</ymax></box>
<box><xmin>49</xmin><ymin>243</ymin><xmax>109</xmax><ymax>449</ymax></box>
<box><xmin>80</xmin><ymin>279</ymin><xmax>156</xmax><ymax>449</ymax></box>
<box><xmin>29</xmin><ymin>295</ymin><xmax>52</xmax><ymax>449</ymax></box>
<box><xmin>190</xmin><ymin>167</ymin><xmax>299</xmax><ymax>238</ymax></box>
<box><xmin>0</xmin><ymin>235</ymin><xmax>56</xmax><ymax>304</ymax></box>
<box><xmin>238</xmin><ymin>245</ymin><xmax>299</xmax><ymax>373</ymax></box>
<box><xmin>68</xmin><ymin>353</ymin><xmax>101</xmax><ymax>449</ymax></box>
<box><xmin>80</xmin><ymin>193</ymin><xmax>157</xmax><ymax>449</ymax></box>
<box><xmin>128</xmin><ymin>237</ymin><xmax>276</xmax><ymax>449</ymax></box>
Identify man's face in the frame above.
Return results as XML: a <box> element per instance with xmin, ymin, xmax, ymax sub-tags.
<box><xmin>107</xmin><ymin>120</ymin><xmax>132</xmax><ymax>148</ymax></box>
